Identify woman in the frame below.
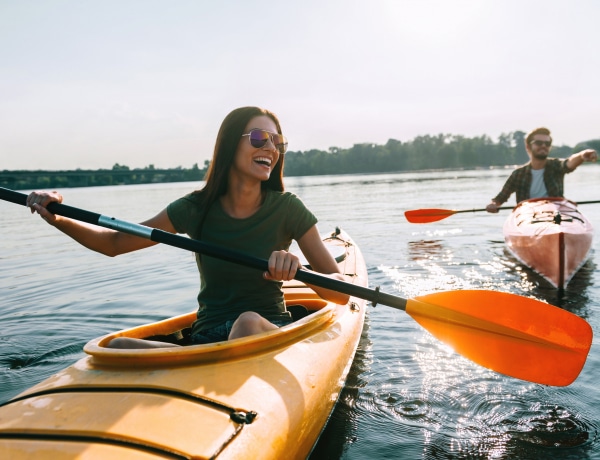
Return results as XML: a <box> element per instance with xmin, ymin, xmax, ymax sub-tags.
<box><xmin>27</xmin><ymin>106</ymin><xmax>349</xmax><ymax>348</ymax></box>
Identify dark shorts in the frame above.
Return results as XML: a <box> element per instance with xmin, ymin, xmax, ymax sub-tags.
<box><xmin>190</xmin><ymin>317</ymin><xmax>293</xmax><ymax>345</ymax></box>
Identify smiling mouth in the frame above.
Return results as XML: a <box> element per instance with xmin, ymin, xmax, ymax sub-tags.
<box><xmin>254</xmin><ymin>157</ymin><xmax>272</xmax><ymax>167</ymax></box>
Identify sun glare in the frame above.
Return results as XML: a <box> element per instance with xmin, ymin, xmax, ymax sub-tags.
<box><xmin>381</xmin><ymin>0</ymin><xmax>486</xmax><ymax>45</ymax></box>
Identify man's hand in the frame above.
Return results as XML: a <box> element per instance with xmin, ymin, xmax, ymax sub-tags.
<box><xmin>580</xmin><ymin>149</ymin><xmax>598</xmax><ymax>162</ymax></box>
<box><xmin>486</xmin><ymin>201</ymin><xmax>500</xmax><ymax>213</ymax></box>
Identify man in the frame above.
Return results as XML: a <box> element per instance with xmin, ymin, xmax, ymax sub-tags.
<box><xmin>486</xmin><ymin>127</ymin><xmax>597</xmax><ymax>212</ymax></box>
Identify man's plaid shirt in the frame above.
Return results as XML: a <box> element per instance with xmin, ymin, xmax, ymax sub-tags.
<box><xmin>492</xmin><ymin>158</ymin><xmax>573</xmax><ymax>205</ymax></box>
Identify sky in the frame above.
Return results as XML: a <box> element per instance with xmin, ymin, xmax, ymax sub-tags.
<box><xmin>1</xmin><ymin>0</ymin><xmax>599</xmax><ymax>171</ymax></box>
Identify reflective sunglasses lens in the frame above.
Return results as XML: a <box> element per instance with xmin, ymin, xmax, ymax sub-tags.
<box><xmin>276</xmin><ymin>140</ymin><xmax>288</xmax><ymax>154</ymax></box>
<box><xmin>271</xmin><ymin>133</ymin><xmax>287</xmax><ymax>154</ymax></box>
<box><xmin>249</xmin><ymin>130</ymin><xmax>270</xmax><ymax>148</ymax></box>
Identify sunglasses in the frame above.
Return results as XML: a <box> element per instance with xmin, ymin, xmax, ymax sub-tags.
<box><xmin>530</xmin><ymin>140</ymin><xmax>552</xmax><ymax>147</ymax></box>
<box><xmin>242</xmin><ymin>129</ymin><xmax>288</xmax><ymax>155</ymax></box>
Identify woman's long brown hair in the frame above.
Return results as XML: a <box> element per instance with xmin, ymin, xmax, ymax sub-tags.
<box><xmin>193</xmin><ymin>107</ymin><xmax>286</xmax><ymax>235</ymax></box>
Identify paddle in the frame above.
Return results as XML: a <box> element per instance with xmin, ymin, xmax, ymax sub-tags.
<box><xmin>405</xmin><ymin>200</ymin><xmax>600</xmax><ymax>223</ymax></box>
<box><xmin>0</xmin><ymin>187</ymin><xmax>593</xmax><ymax>386</ymax></box>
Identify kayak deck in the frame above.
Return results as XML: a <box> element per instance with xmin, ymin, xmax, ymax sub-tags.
<box><xmin>503</xmin><ymin>198</ymin><xmax>594</xmax><ymax>289</ymax></box>
<box><xmin>0</xmin><ymin>228</ymin><xmax>368</xmax><ymax>460</ymax></box>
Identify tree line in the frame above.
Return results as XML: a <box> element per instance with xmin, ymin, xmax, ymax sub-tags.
<box><xmin>282</xmin><ymin>131</ymin><xmax>588</xmax><ymax>176</ymax></box>
<box><xmin>1</xmin><ymin>163</ymin><xmax>206</xmax><ymax>190</ymax></box>
<box><xmin>2</xmin><ymin>132</ymin><xmax>597</xmax><ymax>190</ymax></box>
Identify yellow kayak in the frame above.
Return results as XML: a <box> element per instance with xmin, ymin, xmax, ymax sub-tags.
<box><xmin>0</xmin><ymin>228</ymin><xmax>367</xmax><ymax>459</ymax></box>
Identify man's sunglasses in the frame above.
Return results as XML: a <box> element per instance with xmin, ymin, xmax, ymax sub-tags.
<box><xmin>530</xmin><ymin>140</ymin><xmax>552</xmax><ymax>147</ymax></box>
<box><xmin>242</xmin><ymin>129</ymin><xmax>288</xmax><ymax>155</ymax></box>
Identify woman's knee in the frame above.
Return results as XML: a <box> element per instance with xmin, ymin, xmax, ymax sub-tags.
<box><xmin>230</xmin><ymin>312</ymin><xmax>276</xmax><ymax>339</ymax></box>
<box><xmin>235</xmin><ymin>311</ymin><xmax>264</xmax><ymax>327</ymax></box>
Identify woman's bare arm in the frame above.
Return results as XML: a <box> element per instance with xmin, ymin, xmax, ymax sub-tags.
<box><xmin>27</xmin><ymin>190</ymin><xmax>177</xmax><ymax>257</ymax></box>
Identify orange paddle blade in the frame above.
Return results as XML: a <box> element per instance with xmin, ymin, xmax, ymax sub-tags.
<box><xmin>406</xmin><ymin>290</ymin><xmax>592</xmax><ymax>386</ymax></box>
<box><xmin>404</xmin><ymin>208</ymin><xmax>458</xmax><ymax>223</ymax></box>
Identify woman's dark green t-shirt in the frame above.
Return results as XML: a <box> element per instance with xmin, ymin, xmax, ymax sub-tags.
<box><xmin>167</xmin><ymin>190</ymin><xmax>317</xmax><ymax>332</ymax></box>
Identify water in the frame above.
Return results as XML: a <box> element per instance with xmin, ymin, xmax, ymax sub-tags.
<box><xmin>1</xmin><ymin>168</ymin><xmax>599</xmax><ymax>459</ymax></box>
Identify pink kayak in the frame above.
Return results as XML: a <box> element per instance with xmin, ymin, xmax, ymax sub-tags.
<box><xmin>503</xmin><ymin>198</ymin><xmax>594</xmax><ymax>289</ymax></box>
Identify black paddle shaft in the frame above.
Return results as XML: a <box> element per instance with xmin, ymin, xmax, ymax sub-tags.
<box><xmin>0</xmin><ymin>187</ymin><xmax>407</xmax><ymax>311</ymax></box>
<box><xmin>456</xmin><ymin>199</ymin><xmax>600</xmax><ymax>214</ymax></box>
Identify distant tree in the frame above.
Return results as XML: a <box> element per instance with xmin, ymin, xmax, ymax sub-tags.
<box><xmin>513</xmin><ymin>131</ymin><xmax>527</xmax><ymax>163</ymax></box>
<box><xmin>498</xmin><ymin>132</ymin><xmax>514</xmax><ymax>148</ymax></box>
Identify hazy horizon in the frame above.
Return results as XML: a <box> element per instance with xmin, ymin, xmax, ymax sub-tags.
<box><xmin>1</xmin><ymin>131</ymin><xmax>591</xmax><ymax>173</ymax></box>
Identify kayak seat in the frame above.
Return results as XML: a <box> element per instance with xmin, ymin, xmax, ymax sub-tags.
<box><xmin>287</xmin><ymin>298</ymin><xmax>328</xmax><ymax>320</ymax></box>
<box><xmin>287</xmin><ymin>304</ymin><xmax>310</xmax><ymax>320</ymax></box>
